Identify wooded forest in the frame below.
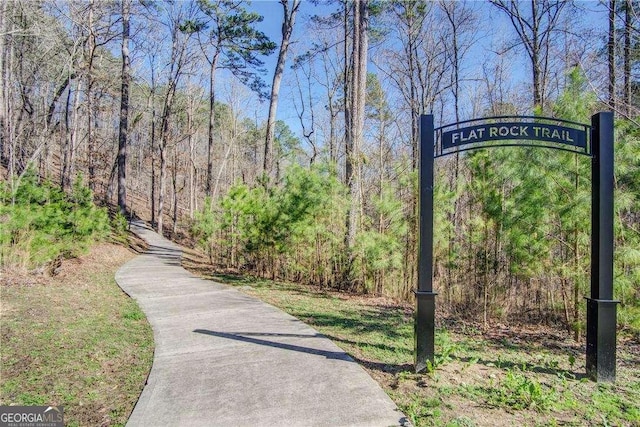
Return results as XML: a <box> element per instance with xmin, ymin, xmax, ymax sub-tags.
<box><xmin>1</xmin><ymin>0</ymin><xmax>639</xmax><ymax>337</ymax></box>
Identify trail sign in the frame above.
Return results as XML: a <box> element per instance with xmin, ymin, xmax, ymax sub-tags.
<box><xmin>434</xmin><ymin>116</ymin><xmax>592</xmax><ymax>158</ymax></box>
<box><xmin>441</xmin><ymin>121</ymin><xmax>587</xmax><ymax>151</ymax></box>
<box><xmin>416</xmin><ymin>113</ymin><xmax>617</xmax><ymax>382</ymax></box>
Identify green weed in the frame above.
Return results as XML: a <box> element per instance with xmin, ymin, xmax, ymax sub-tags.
<box><xmin>446</xmin><ymin>416</ymin><xmax>476</xmax><ymax>427</ymax></box>
<box><xmin>400</xmin><ymin>393</ymin><xmax>443</xmax><ymax>426</ymax></box>
<box><xmin>122</xmin><ymin>307</ymin><xmax>144</xmax><ymax>321</ymax></box>
<box><xmin>482</xmin><ymin>369</ymin><xmax>556</xmax><ymax>411</ymax></box>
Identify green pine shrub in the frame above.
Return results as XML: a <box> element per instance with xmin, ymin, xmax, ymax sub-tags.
<box><xmin>0</xmin><ymin>170</ymin><xmax>110</xmax><ymax>269</ymax></box>
<box><xmin>192</xmin><ymin>163</ymin><xmax>348</xmax><ymax>283</ymax></box>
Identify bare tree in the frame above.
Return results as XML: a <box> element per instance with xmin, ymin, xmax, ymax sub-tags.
<box><xmin>194</xmin><ymin>0</ymin><xmax>275</xmax><ymax>196</ymax></box>
<box><xmin>292</xmin><ymin>26</ymin><xmax>344</xmax><ymax>166</ymax></box>
<box><xmin>380</xmin><ymin>1</ymin><xmax>451</xmax><ymax>169</ymax></box>
<box><xmin>440</xmin><ymin>0</ymin><xmax>477</xmax><ymax>298</ymax></box>
<box><xmin>490</xmin><ymin>0</ymin><xmax>569</xmax><ymax>111</ymax></box>
<box><xmin>157</xmin><ymin>2</ymin><xmax>196</xmax><ymax>235</ymax></box>
<box><xmin>377</xmin><ymin>1</ymin><xmax>452</xmax><ymax>294</ymax></box>
<box><xmin>292</xmin><ymin>56</ymin><xmax>318</xmax><ymax>165</ymax></box>
<box><xmin>69</xmin><ymin>0</ymin><xmax>119</xmax><ymax>191</ymax></box>
<box><xmin>263</xmin><ymin>0</ymin><xmax>301</xmax><ymax>180</ymax></box>
<box><xmin>138</xmin><ymin>31</ymin><xmax>162</xmax><ymax>226</ymax></box>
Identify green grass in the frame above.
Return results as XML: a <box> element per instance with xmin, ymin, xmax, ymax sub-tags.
<box><xmin>205</xmin><ymin>272</ymin><xmax>640</xmax><ymax>427</ymax></box>
<box><xmin>0</xmin><ymin>243</ymin><xmax>154</xmax><ymax>426</ymax></box>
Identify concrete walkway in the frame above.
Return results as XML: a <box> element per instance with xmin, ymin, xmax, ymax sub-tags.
<box><xmin>115</xmin><ymin>221</ymin><xmax>408</xmax><ymax>427</ymax></box>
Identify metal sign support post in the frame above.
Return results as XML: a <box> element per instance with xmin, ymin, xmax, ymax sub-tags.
<box><xmin>587</xmin><ymin>112</ymin><xmax>618</xmax><ymax>382</ymax></box>
<box><xmin>415</xmin><ymin>114</ymin><xmax>436</xmax><ymax>372</ymax></box>
<box><xmin>415</xmin><ymin>112</ymin><xmax>617</xmax><ymax>382</ymax></box>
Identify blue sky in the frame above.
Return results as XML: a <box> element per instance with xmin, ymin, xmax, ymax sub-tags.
<box><xmin>229</xmin><ymin>0</ymin><xmax>608</xmax><ymax>133</ymax></box>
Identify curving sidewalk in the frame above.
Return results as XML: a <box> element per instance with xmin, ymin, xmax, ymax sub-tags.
<box><xmin>115</xmin><ymin>220</ymin><xmax>408</xmax><ymax>427</ymax></box>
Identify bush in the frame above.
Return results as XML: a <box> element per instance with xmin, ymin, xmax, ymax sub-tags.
<box><xmin>0</xmin><ymin>171</ymin><xmax>110</xmax><ymax>269</ymax></box>
<box><xmin>192</xmin><ymin>163</ymin><xmax>347</xmax><ymax>280</ymax></box>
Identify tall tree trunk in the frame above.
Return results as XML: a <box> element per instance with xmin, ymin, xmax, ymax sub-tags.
<box><xmin>343</xmin><ymin>0</ymin><xmax>352</xmax><ymax>186</ymax></box>
<box><xmin>117</xmin><ymin>0</ymin><xmax>131</xmax><ymax>215</ymax></box>
<box><xmin>150</xmin><ymin>88</ymin><xmax>157</xmax><ymax>226</ymax></box>
<box><xmin>344</xmin><ymin>0</ymin><xmax>354</xmax><ymax>260</ymax></box>
<box><xmin>353</xmin><ymin>0</ymin><xmax>368</xmax><ymax>225</ymax></box>
<box><xmin>328</xmin><ymin>99</ymin><xmax>337</xmax><ymax>164</ymax></box>
<box><xmin>61</xmin><ymin>80</ymin><xmax>72</xmax><ymax>190</ymax></box>
<box><xmin>158</xmin><ymin>136</ymin><xmax>167</xmax><ymax>236</ymax></box>
<box><xmin>62</xmin><ymin>80</ymin><xmax>82</xmax><ymax>190</ymax></box>
<box><xmin>376</xmin><ymin>104</ymin><xmax>386</xmax><ymax>295</ymax></box>
<box><xmin>46</xmin><ymin>76</ymin><xmax>72</xmax><ymax>129</ymax></box>
<box><xmin>404</xmin><ymin>2</ymin><xmax>422</xmax><ymax>300</ymax></box>
<box><xmin>4</xmin><ymin>2</ymin><xmax>15</xmax><ymax>182</ymax></box>
<box><xmin>408</xmin><ymin>12</ymin><xmax>418</xmax><ymax>171</ymax></box>
<box><xmin>71</xmin><ymin>79</ymin><xmax>82</xmax><ymax>185</ymax></box>
<box><xmin>157</xmin><ymin>37</ymin><xmax>181</xmax><ymax>236</ymax></box>
<box><xmin>172</xmin><ymin>145</ymin><xmax>179</xmax><ymax>235</ymax></box>
<box><xmin>609</xmin><ymin>0</ymin><xmax>616</xmax><ymax>112</ymax></box>
<box><xmin>443</xmin><ymin>0</ymin><xmax>463</xmax><ymax>299</ymax></box>
<box><xmin>106</xmin><ymin>156</ymin><xmax>118</xmax><ymax>203</ymax></box>
<box><xmin>623</xmin><ymin>0</ymin><xmax>631</xmax><ymax>115</ymax></box>
<box><xmin>190</xmin><ymin>140</ymin><xmax>196</xmax><ymax>216</ymax></box>
<box><xmin>531</xmin><ymin>0</ymin><xmax>542</xmax><ymax>110</ymax></box>
<box><xmin>263</xmin><ymin>0</ymin><xmax>300</xmax><ymax>180</ymax></box>
<box><xmin>157</xmin><ymin>82</ymin><xmax>175</xmax><ymax>235</ymax></box>
<box><xmin>205</xmin><ymin>50</ymin><xmax>219</xmax><ymax>196</ymax></box>
<box><xmin>0</xmin><ymin>0</ymin><xmax>8</xmax><ymax>167</ymax></box>
<box><xmin>87</xmin><ymin>0</ymin><xmax>96</xmax><ymax>191</ymax></box>
<box><xmin>188</xmin><ymin>99</ymin><xmax>195</xmax><ymax>218</ymax></box>
<box><xmin>345</xmin><ymin>0</ymin><xmax>368</xmax><ymax>287</ymax></box>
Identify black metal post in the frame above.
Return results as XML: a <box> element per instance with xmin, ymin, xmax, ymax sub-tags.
<box><xmin>586</xmin><ymin>111</ymin><xmax>618</xmax><ymax>382</ymax></box>
<box><xmin>416</xmin><ymin>114</ymin><xmax>436</xmax><ymax>373</ymax></box>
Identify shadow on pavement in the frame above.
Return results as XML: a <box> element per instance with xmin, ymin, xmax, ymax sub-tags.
<box><xmin>193</xmin><ymin>329</ymin><xmax>354</xmax><ymax>362</ymax></box>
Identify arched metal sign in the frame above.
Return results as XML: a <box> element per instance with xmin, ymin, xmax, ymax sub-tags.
<box><xmin>436</xmin><ymin>116</ymin><xmax>591</xmax><ymax>157</ymax></box>
<box><xmin>416</xmin><ymin>113</ymin><xmax>617</xmax><ymax>382</ymax></box>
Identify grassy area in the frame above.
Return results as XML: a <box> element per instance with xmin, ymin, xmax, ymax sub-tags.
<box><xmin>198</xmin><ymin>271</ymin><xmax>640</xmax><ymax>427</ymax></box>
<box><xmin>0</xmin><ymin>242</ymin><xmax>153</xmax><ymax>427</ymax></box>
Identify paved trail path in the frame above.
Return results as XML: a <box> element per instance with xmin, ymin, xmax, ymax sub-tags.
<box><xmin>116</xmin><ymin>221</ymin><xmax>407</xmax><ymax>427</ymax></box>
